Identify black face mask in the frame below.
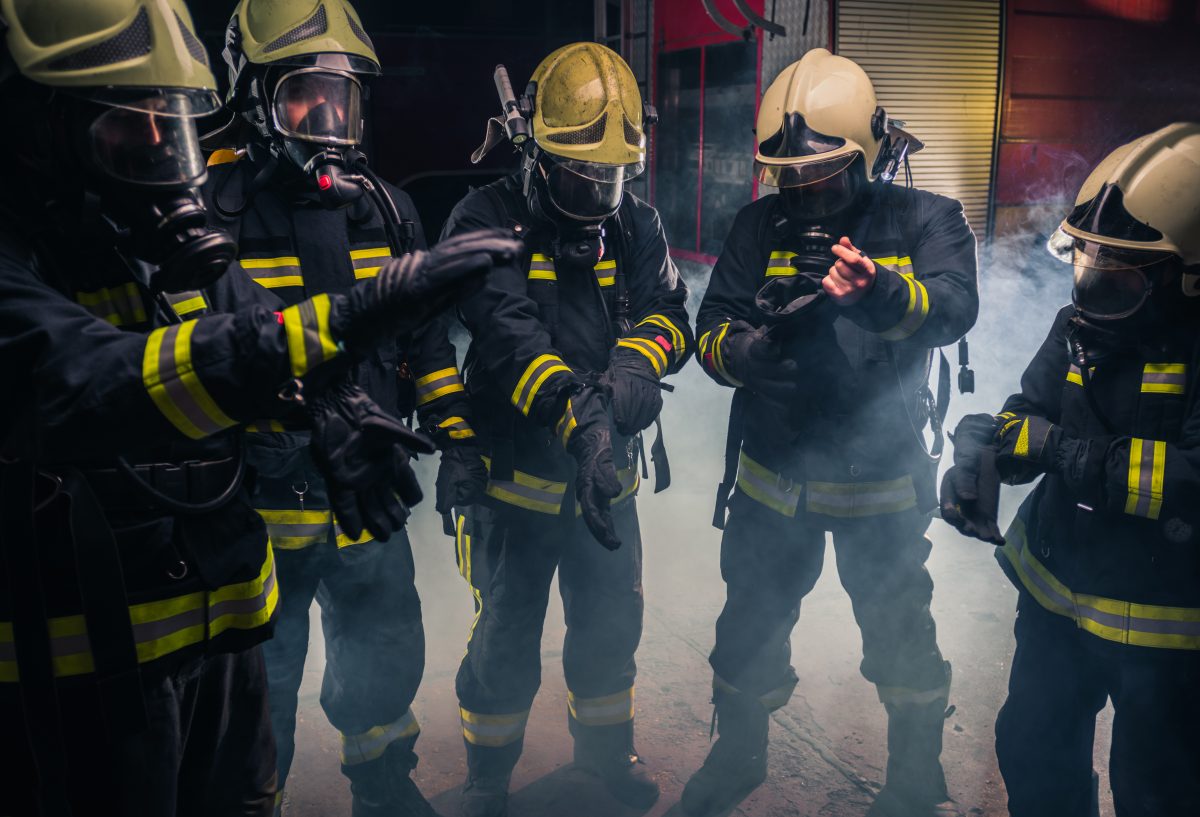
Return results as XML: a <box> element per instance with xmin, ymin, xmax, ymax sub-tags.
<box><xmin>280</xmin><ymin>140</ymin><xmax>367</xmax><ymax>209</ymax></box>
<box><xmin>779</xmin><ymin>159</ymin><xmax>866</xmax><ymax>224</ymax></box>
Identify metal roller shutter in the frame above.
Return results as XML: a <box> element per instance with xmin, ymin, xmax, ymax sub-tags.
<box><xmin>837</xmin><ymin>0</ymin><xmax>1002</xmax><ymax>236</ymax></box>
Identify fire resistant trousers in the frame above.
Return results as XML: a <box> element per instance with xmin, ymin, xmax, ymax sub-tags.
<box><xmin>709</xmin><ymin>500</ymin><xmax>948</xmax><ymax>706</ymax></box>
<box><xmin>3</xmin><ymin>647</ymin><xmax>275</xmax><ymax>816</ymax></box>
<box><xmin>263</xmin><ymin>534</ymin><xmax>425</xmax><ymax>791</ymax></box>
<box><xmin>995</xmin><ymin>594</ymin><xmax>1200</xmax><ymax>817</ymax></box>
<box><xmin>454</xmin><ymin>498</ymin><xmax>644</xmax><ymax>764</ymax></box>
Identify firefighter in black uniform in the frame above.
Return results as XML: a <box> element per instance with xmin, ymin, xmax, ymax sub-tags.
<box><xmin>942</xmin><ymin>122</ymin><xmax>1200</xmax><ymax>817</ymax></box>
<box><xmin>203</xmin><ymin>3</ymin><xmax>484</xmax><ymax>814</ymax></box>
<box><xmin>0</xmin><ymin>2</ymin><xmax>516</xmax><ymax>812</ymax></box>
<box><xmin>440</xmin><ymin>43</ymin><xmax>692</xmax><ymax>817</ymax></box>
<box><xmin>688</xmin><ymin>50</ymin><xmax>978</xmax><ymax>817</ymax></box>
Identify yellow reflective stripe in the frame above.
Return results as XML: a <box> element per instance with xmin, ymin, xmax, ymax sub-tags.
<box><xmin>1066</xmin><ymin>365</ymin><xmax>1084</xmax><ymax>386</ymax></box>
<box><xmin>595</xmin><ymin>258</ymin><xmax>617</xmax><ymax>287</ymax></box>
<box><xmin>415</xmin><ymin>367</ymin><xmax>467</xmax><ymax>406</ymax></box>
<box><xmin>617</xmin><ymin>337</ymin><xmax>667</xmax><ymax>377</ymax></box>
<box><xmin>711</xmin><ymin>322</ymin><xmax>743</xmax><ymax>387</ymax></box>
<box><xmin>242</xmin><ymin>256</ymin><xmax>303</xmax><ymax>289</ymax></box>
<box><xmin>241</xmin><ymin>256</ymin><xmax>301</xmax><ymax>269</ymax></box>
<box><xmin>1142</xmin><ymin>363</ymin><xmax>1187</xmax><ymax>394</ymax></box>
<box><xmin>1001</xmin><ymin>516</ymin><xmax>1200</xmax><ymax>649</ymax></box>
<box><xmin>351</xmin><ymin>246</ymin><xmax>391</xmax><ymax>280</ymax></box>
<box><xmin>872</xmin><ymin>255</ymin><xmax>913</xmax><ymax>268</ymax></box>
<box><xmin>76</xmin><ymin>282</ymin><xmax>148</xmax><ymax>326</ymax></box>
<box><xmin>350</xmin><ymin>247</ymin><xmax>390</xmax><ymax>260</ymax></box>
<box><xmin>511</xmin><ymin>354</ymin><xmax>572</xmax><ymax>416</ymax></box>
<box><xmin>879</xmin><ymin>271</ymin><xmax>930</xmax><ymax>341</ymax></box>
<box><xmin>765</xmin><ymin>250</ymin><xmax>798</xmax><ymax>277</ymax></box>
<box><xmin>736</xmin><ymin>450</ymin><xmax>800</xmax><ymax>517</ymax></box>
<box><xmin>169</xmin><ymin>294</ymin><xmax>208</xmax><ymax>317</ymax></box>
<box><xmin>143</xmin><ymin>321</ymin><xmax>238</xmax><ymax>440</ymax></box>
<box><xmin>438</xmin><ymin>415</ymin><xmax>476</xmax><ymax>440</ymax></box>
<box><xmin>209</xmin><ymin>546</ymin><xmax>279</xmax><ymax>638</ymax></box>
<box><xmin>281</xmin><ymin>293</ymin><xmax>341</xmax><ymax>377</ymax></box>
<box><xmin>455</xmin><ymin>514</ymin><xmax>485</xmax><ymax>654</ymax></box>
<box><xmin>258</xmin><ymin>508</ymin><xmax>332</xmax><ymax>550</ymax></box>
<box><xmin>1125</xmin><ymin>438</ymin><xmax>1166</xmax><ymax>519</ymax></box>
<box><xmin>556</xmin><ymin>397</ymin><xmax>578</xmax><ymax>447</ymax></box>
<box><xmin>481</xmin><ymin>456</ymin><xmax>568</xmax><ymax>515</ymax></box>
<box><xmin>528</xmin><ymin>253</ymin><xmax>557</xmax><ymax>281</ymax></box>
<box><xmin>341</xmin><ymin>709</ymin><xmax>420</xmax><ymax>765</ymax></box>
<box><xmin>1014</xmin><ymin>418</ymin><xmax>1031</xmax><ymax>458</ymax></box>
<box><xmin>637</xmin><ymin>313</ymin><xmax>686</xmax><ymax>356</ymax></box>
<box><xmin>568</xmin><ymin>686</ymin><xmax>634</xmax><ymax>726</ymax></box>
<box><xmin>806</xmin><ymin>475</ymin><xmax>918</xmax><ymax>518</ymax></box>
<box><xmin>460</xmin><ymin>708</ymin><xmax>530</xmax><ymax>747</ymax></box>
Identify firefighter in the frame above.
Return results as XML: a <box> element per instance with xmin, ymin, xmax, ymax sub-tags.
<box><xmin>942</xmin><ymin>122</ymin><xmax>1200</xmax><ymax>817</ymax></box>
<box><xmin>0</xmin><ymin>1</ymin><xmax>516</xmax><ymax>812</ymax></box>
<box><xmin>203</xmin><ymin>2</ymin><xmax>486</xmax><ymax>814</ymax></box>
<box><xmin>440</xmin><ymin>42</ymin><xmax>692</xmax><ymax>817</ymax></box>
<box><xmin>688</xmin><ymin>49</ymin><xmax>978</xmax><ymax>817</ymax></box>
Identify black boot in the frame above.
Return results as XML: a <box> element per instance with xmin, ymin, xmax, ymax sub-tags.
<box><xmin>868</xmin><ymin>663</ymin><xmax>961</xmax><ymax>817</ymax></box>
<box><xmin>462</xmin><ymin>741</ymin><xmax>521</xmax><ymax>817</ymax></box>
<box><xmin>344</xmin><ymin>743</ymin><xmax>440</xmax><ymax>817</ymax></box>
<box><xmin>572</xmin><ymin>719</ymin><xmax>660</xmax><ymax>809</ymax></box>
<box><xmin>681</xmin><ymin>691</ymin><xmax>770</xmax><ymax>817</ymax></box>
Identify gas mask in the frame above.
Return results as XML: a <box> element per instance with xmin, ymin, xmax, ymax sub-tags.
<box><xmin>77</xmin><ymin>89</ymin><xmax>236</xmax><ymax>293</ymax></box>
<box><xmin>778</xmin><ymin>154</ymin><xmax>866</xmax><ymax>224</ymax></box>
<box><xmin>524</xmin><ymin>146</ymin><xmax>640</xmax><ymax>227</ymax></box>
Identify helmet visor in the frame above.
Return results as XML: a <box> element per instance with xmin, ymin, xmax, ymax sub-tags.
<box><xmin>544</xmin><ymin>158</ymin><xmax>643</xmax><ymax>221</ymax></box>
<box><xmin>88</xmin><ymin>92</ymin><xmax>207</xmax><ymax>185</ymax></box>
<box><xmin>271</xmin><ymin>69</ymin><xmax>363</xmax><ymax>145</ymax></box>
<box><xmin>1066</xmin><ymin>239</ymin><xmax>1174</xmax><ymax>320</ymax></box>
<box><xmin>756</xmin><ymin>152</ymin><xmax>857</xmax><ymax>189</ymax></box>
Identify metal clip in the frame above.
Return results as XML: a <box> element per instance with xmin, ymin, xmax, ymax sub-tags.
<box><xmin>278</xmin><ymin>378</ymin><xmax>305</xmax><ymax>405</ymax></box>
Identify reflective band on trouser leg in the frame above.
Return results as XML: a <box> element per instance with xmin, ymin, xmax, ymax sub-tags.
<box><xmin>480</xmin><ymin>457</ymin><xmax>568</xmax><ymax>515</ymax></box>
<box><xmin>879</xmin><ymin>272</ymin><xmax>929</xmax><ymax>341</ymax></box>
<box><xmin>568</xmin><ymin>687</ymin><xmax>634</xmax><ymax>726</ymax></box>
<box><xmin>512</xmin><ymin>354</ymin><xmax>572</xmax><ymax>416</ymax></box>
<box><xmin>876</xmin><ymin>682</ymin><xmax>949</xmax><ymax>707</ymax></box>
<box><xmin>341</xmin><ymin>709</ymin><xmax>420</xmax><ymax>765</ymax></box>
<box><xmin>350</xmin><ymin>247</ymin><xmax>391</xmax><ymax>280</ymax></box>
<box><xmin>460</xmin><ymin>708</ymin><xmax>530</xmax><ymax>747</ymax></box>
<box><xmin>528</xmin><ymin>253</ymin><xmax>557</xmax><ymax>281</ymax></box>
<box><xmin>1125</xmin><ymin>438</ymin><xmax>1166</xmax><ymax>519</ymax></box>
<box><xmin>714</xmin><ymin>674</ymin><xmax>794</xmax><ymax>711</ymax></box>
<box><xmin>0</xmin><ymin>547</ymin><xmax>278</xmax><ymax>682</ymax></box>
<box><xmin>241</xmin><ymin>256</ymin><xmax>303</xmax><ymax>289</ymax></box>
<box><xmin>735</xmin><ymin>451</ymin><xmax>800</xmax><ymax>517</ymax></box>
<box><xmin>415</xmin><ymin>366</ymin><xmax>466</xmax><ymax>406</ymax></box>
<box><xmin>1142</xmin><ymin>363</ymin><xmax>1187</xmax><ymax>394</ymax></box>
<box><xmin>257</xmin><ymin>508</ymin><xmax>332</xmax><ymax>550</ymax></box>
<box><xmin>556</xmin><ymin>398</ymin><xmax>578</xmax><ymax>447</ymax></box>
<box><xmin>143</xmin><ymin>321</ymin><xmax>239</xmax><ymax>440</ymax></box>
<box><xmin>806</xmin><ymin>475</ymin><xmax>918</xmax><ymax>518</ymax></box>
<box><xmin>438</xmin><ymin>415</ymin><xmax>476</xmax><ymax>440</ymax></box>
<box><xmin>616</xmin><ymin>336</ymin><xmax>667</xmax><ymax>377</ymax></box>
<box><xmin>1001</xmin><ymin>515</ymin><xmax>1200</xmax><ymax>649</ymax></box>
<box><xmin>280</xmin><ymin>293</ymin><xmax>340</xmax><ymax>378</ymax></box>
<box><xmin>637</xmin><ymin>314</ymin><xmax>687</xmax><ymax>359</ymax></box>
<box><xmin>764</xmin><ymin>250</ymin><xmax>798</xmax><ymax>277</ymax></box>
<box><xmin>76</xmin><ymin>281</ymin><xmax>148</xmax><ymax>326</ymax></box>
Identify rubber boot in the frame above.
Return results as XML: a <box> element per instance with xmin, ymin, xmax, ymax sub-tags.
<box><xmin>571</xmin><ymin>719</ymin><xmax>660</xmax><ymax>808</ymax></box>
<box><xmin>868</xmin><ymin>663</ymin><xmax>962</xmax><ymax>817</ymax></box>
<box><xmin>461</xmin><ymin>741</ymin><xmax>522</xmax><ymax>817</ymax></box>
<box><xmin>344</xmin><ymin>742</ymin><xmax>441</xmax><ymax>817</ymax></box>
<box><xmin>681</xmin><ymin>691</ymin><xmax>770</xmax><ymax>817</ymax></box>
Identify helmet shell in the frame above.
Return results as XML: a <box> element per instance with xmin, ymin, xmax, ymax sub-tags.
<box><xmin>529</xmin><ymin>42</ymin><xmax>644</xmax><ymax>167</ymax></box>
<box><xmin>232</xmin><ymin>0</ymin><xmax>378</xmax><ymax>69</ymax></box>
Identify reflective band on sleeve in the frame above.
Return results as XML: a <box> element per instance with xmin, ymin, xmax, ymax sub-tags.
<box><xmin>872</xmin><ymin>255</ymin><xmax>913</xmax><ymax>273</ymax></box>
<box><xmin>637</xmin><ymin>314</ymin><xmax>687</xmax><ymax>357</ymax></box>
<box><xmin>710</xmin><ymin>322</ymin><xmax>744</xmax><ymax>387</ymax></box>
<box><xmin>1001</xmin><ymin>516</ymin><xmax>1200</xmax><ymax>649</ymax></box>
<box><xmin>460</xmin><ymin>708</ymin><xmax>530</xmax><ymax>747</ymax></box>
<box><xmin>736</xmin><ymin>451</ymin><xmax>800</xmax><ymax>517</ymax></box>
<box><xmin>1125</xmin><ymin>438</ymin><xmax>1166</xmax><ymax>520</ymax></box>
<box><xmin>257</xmin><ymin>508</ymin><xmax>332</xmax><ymax>550</ymax></box>
<box><xmin>879</xmin><ymin>271</ymin><xmax>929</xmax><ymax>341</ymax></box>
<box><xmin>143</xmin><ymin>321</ymin><xmax>239</xmax><ymax>440</ymax></box>
<box><xmin>806</xmin><ymin>475</ymin><xmax>918</xmax><ymax>518</ymax></box>
<box><xmin>0</xmin><ymin>547</ymin><xmax>277</xmax><ymax>682</ymax></box>
<box><xmin>511</xmin><ymin>354</ymin><xmax>572</xmax><ymax>416</ymax></box>
<box><xmin>616</xmin><ymin>336</ymin><xmax>667</xmax><ymax>377</ymax></box>
<box><xmin>76</xmin><ymin>282</ymin><xmax>148</xmax><ymax>326</ymax></box>
<box><xmin>1142</xmin><ymin>363</ymin><xmax>1186</xmax><ymax>395</ymax></box>
<box><xmin>528</xmin><ymin>253</ymin><xmax>557</xmax><ymax>281</ymax></box>
<box><xmin>281</xmin><ymin>293</ymin><xmax>341</xmax><ymax>377</ymax></box>
<box><xmin>764</xmin><ymin>250</ymin><xmax>798</xmax><ymax>277</ymax></box>
<box><xmin>341</xmin><ymin>709</ymin><xmax>420</xmax><ymax>765</ymax></box>
<box><xmin>415</xmin><ymin>366</ymin><xmax>466</xmax><ymax>406</ymax></box>
<box><xmin>350</xmin><ymin>246</ymin><xmax>391</xmax><ymax>280</ymax></box>
<box><xmin>568</xmin><ymin>687</ymin><xmax>634</xmax><ymax>726</ymax></box>
<box><xmin>163</xmin><ymin>290</ymin><xmax>209</xmax><ymax>318</ymax></box>
<box><xmin>241</xmin><ymin>256</ymin><xmax>304</xmax><ymax>289</ymax></box>
<box><xmin>555</xmin><ymin>398</ymin><xmax>578</xmax><ymax>447</ymax></box>
<box><xmin>438</xmin><ymin>416</ymin><xmax>476</xmax><ymax>440</ymax></box>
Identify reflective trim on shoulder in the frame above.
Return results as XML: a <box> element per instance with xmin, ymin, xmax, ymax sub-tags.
<box><xmin>280</xmin><ymin>293</ymin><xmax>341</xmax><ymax>377</ymax></box>
<box><xmin>143</xmin><ymin>321</ymin><xmax>239</xmax><ymax>440</ymax></box>
<box><xmin>1001</xmin><ymin>516</ymin><xmax>1200</xmax><ymax>649</ymax></box>
<box><xmin>76</xmin><ymin>282</ymin><xmax>148</xmax><ymax>326</ymax></box>
<box><xmin>1142</xmin><ymin>363</ymin><xmax>1186</xmax><ymax>395</ymax></box>
<box><xmin>511</xmin><ymin>354</ymin><xmax>572</xmax><ymax>416</ymax></box>
<box><xmin>568</xmin><ymin>686</ymin><xmax>634</xmax><ymax>726</ymax></box>
<box><xmin>415</xmin><ymin>366</ymin><xmax>466</xmax><ymax>406</ymax></box>
<box><xmin>350</xmin><ymin>246</ymin><xmax>391</xmax><ymax>280</ymax></box>
<box><xmin>526</xmin><ymin>253</ymin><xmax>619</xmax><ymax>287</ymax></box>
<box><xmin>341</xmin><ymin>709</ymin><xmax>420</xmax><ymax>766</ymax></box>
<box><xmin>1125</xmin><ymin>438</ymin><xmax>1166</xmax><ymax>520</ymax></box>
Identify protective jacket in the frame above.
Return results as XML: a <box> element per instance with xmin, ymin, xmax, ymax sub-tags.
<box><xmin>205</xmin><ymin>149</ymin><xmax>475</xmax><ymax>550</ymax></box>
<box><xmin>697</xmin><ymin>184</ymin><xmax>978</xmax><ymax>523</ymax></box>
<box><xmin>440</xmin><ymin>174</ymin><xmax>692</xmax><ymax>513</ymax></box>
<box><xmin>998</xmin><ymin>306</ymin><xmax>1200</xmax><ymax>652</ymax></box>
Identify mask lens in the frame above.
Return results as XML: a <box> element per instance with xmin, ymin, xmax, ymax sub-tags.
<box><xmin>272</xmin><ymin>70</ymin><xmax>363</xmax><ymax>145</ymax></box>
<box><xmin>544</xmin><ymin>159</ymin><xmax>638</xmax><ymax>221</ymax></box>
<box><xmin>755</xmin><ymin>152</ymin><xmax>857</xmax><ymax>189</ymax></box>
<box><xmin>1070</xmin><ymin>241</ymin><xmax>1170</xmax><ymax>320</ymax></box>
<box><xmin>777</xmin><ymin>156</ymin><xmax>864</xmax><ymax>221</ymax></box>
<box><xmin>88</xmin><ymin>93</ymin><xmax>206</xmax><ymax>185</ymax></box>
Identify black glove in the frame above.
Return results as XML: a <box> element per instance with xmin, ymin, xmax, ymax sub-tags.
<box><xmin>562</xmin><ymin>386</ymin><xmax>623</xmax><ymax>550</ymax></box>
<box><xmin>332</xmin><ymin>229</ymin><xmax>521</xmax><ymax>351</ymax></box>
<box><xmin>435</xmin><ymin>442</ymin><xmax>489</xmax><ymax>514</ymax></box>
<box><xmin>307</xmin><ymin>379</ymin><xmax>433</xmax><ymax>542</ymax></box>
<box><xmin>721</xmin><ymin>322</ymin><xmax>803</xmax><ymax>406</ymax></box>
<box><xmin>940</xmin><ymin>413</ymin><xmax>1004</xmax><ymax>545</ymax></box>
<box><xmin>602</xmin><ymin>352</ymin><xmax>663</xmax><ymax>436</ymax></box>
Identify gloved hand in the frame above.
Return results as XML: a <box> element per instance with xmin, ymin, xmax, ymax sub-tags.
<box><xmin>721</xmin><ymin>321</ymin><xmax>803</xmax><ymax>406</ymax></box>
<box><xmin>306</xmin><ymin>379</ymin><xmax>433</xmax><ymax>542</ymax></box>
<box><xmin>995</xmin><ymin>412</ymin><xmax>1064</xmax><ymax>476</ymax></box>
<box><xmin>602</xmin><ymin>352</ymin><xmax>663</xmax><ymax>436</ymax></box>
<box><xmin>435</xmin><ymin>442</ymin><xmax>489</xmax><ymax>514</ymax></box>
<box><xmin>332</xmin><ymin>229</ymin><xmax>521</xmax><ymax>352</ymax></box>
<box><xmin>562</xmin><ymin>386</ymin><xmax>623</xmax><ymax>550</ymax></box>
<box><xmin>940</xmin><ymin>413</ymin><xmax>1004</xmax><ymax>544</ymax></box>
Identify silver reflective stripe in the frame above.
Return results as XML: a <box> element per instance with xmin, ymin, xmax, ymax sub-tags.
<box><xmin>1141</xmin><ymin>363</ymin><xmax>1186</xmax><ymax>394</ymax></box>
<box><xmin>341</xmin><ymin>709</ymin><xmax>420</xmax><ymax>765</ymax></box>
<box><xmin>568</xmin><ymin>687</ymin><xmax>634</xmax><ymax>726</ymax></box>
<box><xmin>806</xmin><ymin>476</ymin><xmax>917</xmax><ymax>518</ymax></box>
<box><xmin>735</xmin><ymin>451</ymin><xmax>800</xmax><ymax>517</ymax></box>
<box><xmin>460</xmin><ymin>709</ymin><xmax>530</xmax><ymax>747</ymax></box>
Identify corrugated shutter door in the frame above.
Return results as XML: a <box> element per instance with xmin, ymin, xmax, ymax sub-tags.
<box><xmin>837</xmin><ymin>0</ymin><xmax>1001</xmax><ymax>236</ymax></box>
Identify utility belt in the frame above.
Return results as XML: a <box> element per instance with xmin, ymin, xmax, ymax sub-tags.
<box><xmin>76</xmin><ymin>454</ymin><xmax>244</xmax><ymax>515</ymax></box>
